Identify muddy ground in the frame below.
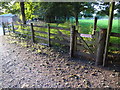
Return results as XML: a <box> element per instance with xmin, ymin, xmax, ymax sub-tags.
<box><xmin>0</xmin><ymin>35</ymin><xmax>120</xmax><ymax>88</ymax></box>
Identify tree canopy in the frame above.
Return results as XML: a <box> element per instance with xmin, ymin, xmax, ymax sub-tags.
<box><xmin>0</xmin><ymin>2</ymin><xmax>119</xmax><ymax>24</ymax></box>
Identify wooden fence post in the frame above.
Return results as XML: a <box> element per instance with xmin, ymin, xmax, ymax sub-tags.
<box><xmin>94</xmin><ymin>31</ymin><xmax>99</xmax><ymax>54</ymax></box>
<box><xmin>95</xmin><ymin>28</ymin><xmax>107</xmax><ymax>65</ymax></box>
<box><xmin>2</xmin><ymin>22</ymin><xmax>5</xmax><ymax>35</ymax></box>
<box><xmin>75</xmin><ymin>30</ymin><xmax>78</xmax><ymax>52</ymax></box>
<box><xmin>30</xmin><ymin>23</ymin><xmax>35</xmax><ymax>43</ymax></box>
<box><xmin>103</xmin><ymin>2</ymin><xmax>115</xmax><ymax>67</ymax></box>
<box><xmin>92</xmin><ymin>17</ymin><xmax>98</xmax><ymax>35</ymax></box>
<box><xmin>12</xmin><ymin>22</ymin><xmax>15</xmax><ymax>33</ymax></box>
<box><xmin>70</xmin><ymin>25</ymin><xmax>77</xmax><ymax>57</ymax></box>
<box><xmin>47</xmin><ymin>24</ymin><xmax>51</xmax><ymax>47</ymax></box>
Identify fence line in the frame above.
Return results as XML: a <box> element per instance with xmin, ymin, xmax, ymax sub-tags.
<box><xmin>2</xmin><ymin>19</ymin><xmax>120</xmax><ymax>67</ymax></box>
<box><xmin>12</xmin><ymin>22</ymin><xmax>70</xmax><ymax>47</ymax></box>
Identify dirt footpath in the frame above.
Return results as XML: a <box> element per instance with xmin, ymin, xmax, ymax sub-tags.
<box><xmin>0</xmin><ymin>35</ymin><xmax>120</xmax><ymax>88</ymax></box>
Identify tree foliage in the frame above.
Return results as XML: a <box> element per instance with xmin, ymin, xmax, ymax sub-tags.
<box><xmin>96</xmin><ymin>2</ymin><xmax>120</xmax><ymax>17</ymax></box>
<box><xmin>36</xmin><ymin>2</ymin><xmax>95</xmax><ymax>25</ymax></box>
<box><xmin>1</xmin><ymin>2</ymin><xmax>119</xmax><ymax>25</ymax></box>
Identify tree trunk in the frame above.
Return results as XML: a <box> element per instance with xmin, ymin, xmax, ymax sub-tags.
<box><xmin>20</xmin><ymin>2</ymin><xmax>26</xmax><ymax>24</ymax></box>
<box><xmin>75</xmin><ymin>14</ymin><xmax>79</xmax><ymax>26</ymax></box>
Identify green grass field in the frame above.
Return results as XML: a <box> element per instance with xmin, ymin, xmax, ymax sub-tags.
<box><xmin>78</xmin><ymin>19</ymin><xmax>120</xmax><ymax>46</ymax></box>
<box><xmin>78</xmin><ymin>19</ymin><xmax>119</xmax><ymax>34</ymax></box>
<box><xmin>49</xmin><ymin>19</ymin><xmax>119</xmax><ymax>34</ymax></box>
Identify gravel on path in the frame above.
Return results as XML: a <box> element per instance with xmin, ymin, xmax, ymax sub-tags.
<box><xmin>0</xmin><ymin>35</ymin><xmax>120</xmax><ymax>88</ymax></box>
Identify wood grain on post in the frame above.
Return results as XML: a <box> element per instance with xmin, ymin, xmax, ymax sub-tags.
<box><xmin>70</xmin><ymin>25</ymin><xmax>76</xmax><ymax>57</ymax></box>
<box><xmin>95</xmin><ymin>28</ymin><xmax>107</xmax><ymax>65</ymax></box>
<box><xmin>47</xmin><ymin>24</ymin><xmax>51</xmax><ymax>47</ymax></box>
<box><xmin>30</xmin><ymin>23</ymin><xmax>35</xmax><ymax>43</ymax></box>
<box><xmin>94</xmin><ymin>31</ymin><xmax>99</xmax><ymax>54</ymax></box>
<box><xmin>2</xmin><ymin>22</ymin><xmax>5</xmax><ymax>35</ymax></box>
<box><xmin>75</xmin><ymin>30</ymin><xmax>78</xmax><ymax>52</ymax></box>
<box><xmin>92</xmin><ymin>17</ymin><xmax>98</xmax><ymax>35</ymax></box>
<box><xmin>12</xmin><ymin>22</ymin><xmax>15</xmax><ymax>33</ymax></box>
<box><xmin>103</xmin><ymin>2</ymin><xmax>115</xmax><ymax>66</ymax></box>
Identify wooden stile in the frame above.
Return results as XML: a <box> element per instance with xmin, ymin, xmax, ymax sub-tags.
<box><xmin>95</xmin><ymin>28</ymin><xmax>107</xmax><ymax>65</ymax></box>
<box><xmin>70</xmin><ymin>26</ymin><xmax>77</xmax><ymax>57</ymax></box>
<box><xmin>103</xmin><ymin>2</ymin><xmax>115</xmax><ymax>66</ymax></box>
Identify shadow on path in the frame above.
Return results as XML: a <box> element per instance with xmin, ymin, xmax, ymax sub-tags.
<box><xmin>0</xmin><ymin>35</ymin><xmax>119</xmax><ymax>88</ymax></box>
